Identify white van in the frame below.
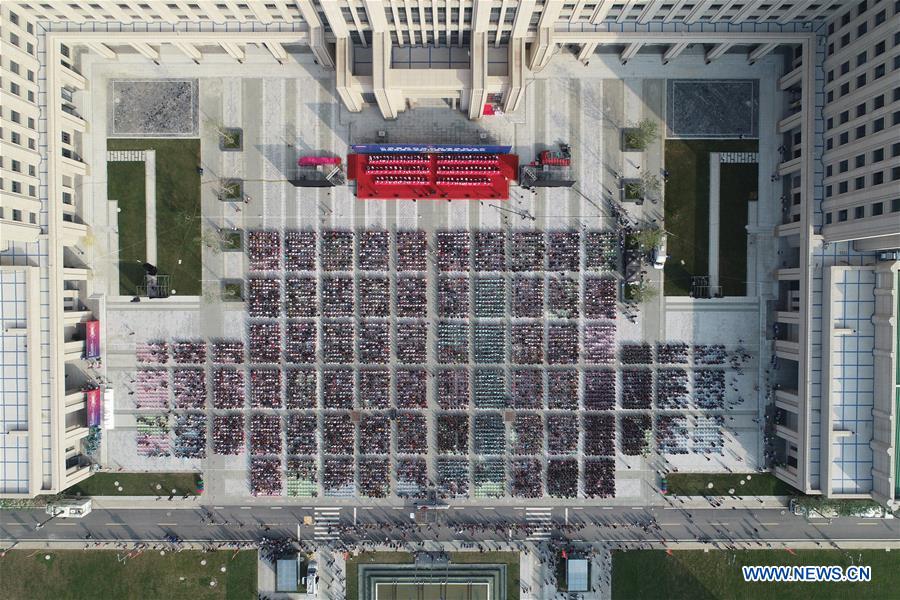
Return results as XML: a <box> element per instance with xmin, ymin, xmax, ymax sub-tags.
<box><xmin>652</xmin><ymin>234</ymin><xmax>668</xmax><ymax>269</ymax></box>
<box><xmin>305</xmin><ymin>561</ymin><xmax>318</xmax><ymax>595</ymax></box>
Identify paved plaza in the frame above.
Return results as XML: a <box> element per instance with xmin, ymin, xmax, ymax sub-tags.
<box><xmin>76</xmin><ymin>45</ymin><xmax>786</xmax><ymax>506</ymax></box>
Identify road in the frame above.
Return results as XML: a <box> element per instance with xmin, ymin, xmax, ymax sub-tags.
<box><xmin>3</xmin><ymin>504</ymin><xmax>899</xmax><ymax>549</ymax></box>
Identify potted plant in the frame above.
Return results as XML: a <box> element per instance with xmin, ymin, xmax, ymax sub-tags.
<box><xmin>622</xmin><ymin>118</ymin><xmax>659</xmax><ymax>151</ymax></box>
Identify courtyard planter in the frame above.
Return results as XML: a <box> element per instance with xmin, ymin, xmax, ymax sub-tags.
<box><xmin>219</xmin><ymin>127</ymin><xmax>243</xmax><ymax>151</ymax></box>
<box><xmin>622</xmin><ymin>128</ymin><xmax>644</xmax><ymax>151</ymax></box>
<box><xmin>221</xmin><ymin>280</ymin><xmax>244</xmax><ymax>302</ymax></box>
<box><xmin>622</xmin><ymin>178</ymin><xmax>645</xmax><ymax>204</ymax></box>
<box><xmin>218</xmin><ymin>178</ymin><xmax>243</xmax><ymax>201</ymax></box>
<box><xmin>220</xmin><ymin>230</ymin><xmax>243</xmax><ymax>252</ymax></box>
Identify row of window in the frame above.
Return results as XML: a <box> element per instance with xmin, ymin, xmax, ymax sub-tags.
<box><xmin>7</xmin><ymin>59</ymin><xmax>36</xmax><ymax>83</ymax></box>
<box><xmin>5</xmin><ymin>108</ymin><xmax>37</xmax><ymax>132</ymax></box>
<box><xmin>3</xmin><ymin>128</ymin><xmax>38</xmax><ymax>151</ymax></box>
<box><xmin>825</xmin><ymin>57</ymin><xmax>900</xmax><ymax>103</ymax></box>
<box><xmin>826</xmin><ymin>0</ymin><xmax>899</xmax><ymax>57</ymax></box>
<box><xmin>826</xmin><ymin>31</ymin><xmax>899</xmax><ymax>83</ymax></box>
<box><xmin>825</xmin><ymin>110</ymin><xmax>900</xmax><ymax>150</ymax></box>
<box><xmin>7</xmin><ymin>81</ymin><xmax>37</xmax><ymax>104</ymax></box>
<box><xmin>825</xmin><ymin>199</ymin><xmax>900</xmax><ymax>224</ymax></box>
<box><xmin>826</xmin><ymin>142</ymin><xmax>900</xmax><ymax>177</ymax></box>
<box><xmin>0</xmin><ymin>157</ymin><xmax>37</xmax><ymax>178</ymax></box>
<box><xmin>826</xmin><ymin>87</ymin><xmax>899</xmax><ymax>130</ymax></box>
<box><xmin>826</xmin><ymin>166</ymin><xmax>900</xmax><ymax>197</ymax></box>
<box><xmin>7</xmin><ymin>32</ymin><xmax>36</xmax><ymax>57</ymax></box>
<box><xmin>0</xmin><ymin>206</ymin><xmax>38</xmax><ymax>225</ymax></box>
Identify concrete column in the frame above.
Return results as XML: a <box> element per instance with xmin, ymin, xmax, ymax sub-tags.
<box><xmin>87</xmin><ymin>42</ymin><xmax>117</xmax><ymax>60</ymax></box>
<box><xmin>709</xmin><ymin>153</ymin><xmax>721</xmax><ymax>291</ymax></box>
<box><xmin>469</xmin><ymin>32</ymin><xmax>489</xmax><ymax>120</ymax></box>
<box><xmin>503</xmin><ymin>37</ymin><xmax>527</xmax><ymax>113</ymax></box>
<box><xmin>616</xmin><ymin>0</ymin><xmax>640</xmax><ymax>23</ymax></box>
<box><xmin>662</xmin><ymin>42</ymin><xmax>689</xmax><ymax>64</ymax></box>
<box><xmin>372</xmin><ymin>31</ymin><xmax>403</xmax><ymax>120</ymax></box>
<box><xmin>220</xmin><ymin>42</ymin><xmax>245</xmax><ymax>63</ymax></box>
<box><xmin>296</xmin><ymin>0</ymin><xmax>335</xmax><ymax>69</ymax></box>
<box><xmin>705</xmin><ymin>42</ymin><xmax>734</xmax><ymax>64</ymax></box>
<box><xmin>319</xmin><ymin>1</ymin><xmax>351</xmax><ymax>38</ymax></box>
<box><xmin>748</xmin><ymin>43</ymin><xmax>778</xmax><ymax>64</ymax></box>
<box><xmin>130</xmin><ymin>42</ymin><xmax>160</xmax><ymax>64</ymax></box>
<box><xmin>578</xmin><ymin>42</ymin><xmax>598</xmax><ymax>64</ymax></box>
<box><xmin>528</xmin><ymin>0</ymin><xmax>563</xmax><ymax>71</ymax></box>
<box><xmin>511</xmin><ymin>0</ymin><xmax>536</xmax><ymax>40</ymax></box>
<box><xmin>472</xmin><ymin>0</ymin><xmax>493</xmax><ymax>33</ymax></box>
<box><xmin>172</xmin><ymin>42</ymin><xmax>201</xmax><ymax>64</ymax></box>
<box><xmin>570</xmin><ymin>0</ymin><xmax>587</xmax><ymax>22</ymax></box>
<box><xmin>590</xmin><ymin>0</ymin><xmax>615</xmax><ymax>23</ymax></box>
<box><xmin>335</xmin><ymin>37</ymin><xmax>364</xmax><ymax>113</ymax></box>
<box><xmin>264</xmin><ymin>41</ymin><xmax>288</xmax><ymax>64</ymax></box>
<box><xmin>620</xmin><ymin>42</ymin><xmax>643</xmax><ymax>64</ymax></box>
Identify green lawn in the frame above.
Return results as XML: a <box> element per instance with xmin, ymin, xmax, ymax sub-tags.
<box><xmin>107</xmin><ymin>160</ymin><xmax>147</xmax><ymax>295</ymax></box>
<box><xmin>62</xmin><ymin>472</ymin><xmax>201</xmax><ymax>497</ymax></box>
<box><xmin>345</xmin><ymin>551</ymin><xmax>415</xmax><ymax>600</ymax></box>
<box><xmin>612</xmin><ymin>550</ymin><xmax>900</xmax><ymax>600</ymax></box>
<box><xmin>0</xmin><ymin>550</ymin><xmax>256</xmax><ymax>600</ymax></box>
<box><xmin>666</xmin><ymin>472</ymin><xmax>799</xmax><ymax>497</ymax></box>
<box><xmin>107</xmin><ymin>139</ymin><xmax>202</xmax><ymax>296</ymax></box>
<box><xmin>663</xmin><ymin>139</ymin><xmax>758</xmax><ymax>296</ymax></box>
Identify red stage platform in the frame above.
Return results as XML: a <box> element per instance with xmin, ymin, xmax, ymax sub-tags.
<box><xmin>347</xmin><ymin>152</ymin><xmax>518</xmax><ymax>200</ymax></box>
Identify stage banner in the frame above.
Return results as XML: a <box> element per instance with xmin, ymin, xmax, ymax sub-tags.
<box><xmin>86</xmin><ymin>388</ymin><xmax>102</xmax><ymax>427</ymax></box>
<box><xmin>85</xmin><ymin>320</ymin><xmax>101</xmax><ymax>359</ymax></box>
<box><xmin>350</xmin><ymin>143</ymin><xmax>512</xmax><ymax>154</ymax></box>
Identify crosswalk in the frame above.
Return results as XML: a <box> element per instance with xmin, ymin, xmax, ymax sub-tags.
<box><xmin>313</xmin><ymin>508</ymin><xmax>341</xmax><ymax>541</ymax></box>
<box><xmin>525</xmin><ymin>508</ymin><xmax>553</xmax><ymax>540</ymax></box>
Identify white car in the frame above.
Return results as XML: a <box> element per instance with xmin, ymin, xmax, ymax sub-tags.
<box><xmin>652</xmin><ymin>235</ymin><xmax>668</xmax><ymax>269</ymax></box>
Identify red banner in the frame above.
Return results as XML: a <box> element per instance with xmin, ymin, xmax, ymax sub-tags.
<box><xmin>85</xmin><ymin>320</ymin><xmax>100</xmax><ymax>359</ymax></box>
<box><xmin>86</xmin><ymin>388</ymin><xmax>102</xmax><ymax>427</ymax></box>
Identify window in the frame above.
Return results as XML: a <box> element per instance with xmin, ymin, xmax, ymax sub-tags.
<box><xmin>872</xmin><ymin>202</ymin><xmax>884</xmax><ymax>215</ymax></box>
<box><xmin>894</xmin><ymin>87</ymin><xmax>900</xmax><ymax>101</ymax></box>
<box><xmin>826</xmin><ymin>165</ymin><xmax>833</xmax><ymax>177</ymax></box>
<box><xmin>841</xmin><ymin>61</ymin><xmax>850</xmax><ymax>75</ymax></box>
<box><xmin>11</xmin><ymin>181</ymin><xmax>21</xmax><ymax>194</ymax></box>
<box><xmin>10</xmin><ymin>132</ymin><xmax>21</xmax><ymax>145</ymax></box>
<box><xmin>28</xmin><ymin>185</ymin><xmax>35</xmax><ymax>197</ymax></box>
<box><xmin>825</xmin><ymin>212</ymin><xmax>833</xmax><ymax>224</ymax></box>
<box><xmin>841</xmin><ymin>12</ymin><xmax>851</xmax><ymax>26</ymax></box>
<box><xmin>840</xmin><ymin>82</ymin><xmax>850</xmax><ymax>96</ymax></box>
<box><xmin>874</xmin><ymin>171</ymin><xmax>884</xmax><ymax>184</ymax></box>
<box><xmin>827</xmin><ymin>70</ymin><xmax>834</xmax><ymax>82</ymax></box>
<box><xmin>12</xmin><ymin>209</ymin><xmax>22</xmax><ymax>222</ymax></box>
<box><xmin>11</xmin><ymin>160</ymin><xmax>21</xmax><ymax>172</ymax></box>
<box><xmin>9</xmin><ymin>12</ymin><xmax>19</xmax><ymax>25</ymax></box>
<box><xmin>893</xmin><ymin>199</ymin><xmax>900</xmax><ymax>213</ymax></box>
<box><xmin>855</xmin><ymin>206</ymin><xmax>865</xmax><ymax>219</ymax></box>
<box><xmin>873</xmin><ymin>117</ymin><xmax>884</xmax><ymax>132</ymax></box>
<box><xmin>855</xmin><ymin>176</ymin><xmax>866</xmax><ymax>190</ymax></box>
<box><xmin>840</xmin><ymin>110</ymin><xmax>850</xmax><ymax>124</ymax></box>
<box><xmin>839</xmin><ymin>181</ymin><xmax>849</xmax><ymax>194</ymax></box>
<box><xmin>61</xmin><ymin>132</ymin><xmax>71</xmax><ymax>145</ymax></box>
<box><xmin>839</xmin><ymin>160</ymin><xmax>849</xmax><ymax>173</ymax></box>
<box><xmin>873</xmin><ymin>148</ymin><xmax>885</xmax><ymax>162</ymax></box>
<box><xmin>875</xmin><ymin>63</ymin><xmax>886</xmax><ymax>79</ymax></box>
<box><xmin>857</xmin><ymin>51</ymin><xmax>868</xmax><ymax>66</ymax></box>
<box><xmin>827</xmin><ymin>90</ymin><xmax>834</xmax><ymax>103</ymax></box>
<box><xmin>27</xmin><ymin>117</ymin><xmax>34</xmax><ymax>129</ymax></box>
<box><xmin>26</xmin><ymin>70</ymin><xmax>34</xmax><ymax>82</ymax></box>
<box><xmin>894</xmin><ymin>110</ymin><xmax>900</xmax><ymax>125</ymax></box>
<box><xmin>840</xmin><ymin>132</ymin><xmax>849</xmax><ymax>145</ymax></box>
<box><xmin>893</xmin><ymin>166</ymin><xmax>900</xmax><ymax>180</ymax></box>
<box><xmin>893</xmin><ymin>142</ymin><xmax>900</xmax><ymax>157</ymax></box>
<box><xmin>10</xmin><ymin>110</ymin><xmax>20</xmax><ymax>124</ymax></box>
<box><xmin>838</xmin><ymin>209</ymin><xmax>849</xmax><ymax>221</ymax></box>
<box><xmin>826</xmin><ymin>185</ymin><xmax>833</xmax><ymax>197</ymax></box>
<box><xmin>875</xmin><ymin>40</ymin><xmax>886</xmax><ymax>55</ymax></box>
<box><xmin>841</xmin><ymin>33</ymin><xmax>850</xmax><ymax>47</ymax></box>
<box><xmin>874</xmin><ymin>94</ymin><xmax>885</xmax><ymax>108</ymax></box>
<box><xmin>856</xmin><ymin>154</ymin><xmax>866</xmax><ymax>168</ymax></box>
<box><xmin>10</xmin><ymin>33</ymin><xmax>19</xmax><ymax>47</ymax></box>
<box><xmin>827</xmin><ymin>117</ymin><xmax>834</xmax><ymax>129</ymax></box>
<box><xmin>827</xmin><ymin>137</ymin><xmax>834</xmax><ymax>150</ymax></box>
<box><xmin>858</xmin><ymin>22</ymin><xmax>868</xmax><ymax>36</ymax></box>
<box><xmin>857</xmin><ymin>124</ymin><xmax>868</xmax><ymax>138</ymax></box>
<box><xmin>9</xmin><ymin>61</ymin><xmax>19</xmax><ymax>75</ymax></box>
<box><xmin>857</xmin><ymin>73</ymin><xmax>867</xmax><ymax>87</ymax></box>
<box><xmin>9</xmin><ymin>82</ymin><xmax>20</xmax><ymax>96</ymax></box>
<box><xmin>876</xmin><ymin>9</ymin><xmax>886</xmax><ymax>24</ymax></box>
<box><xmin>856</xmin><ymin>103</ymin><xmax>866</xmax><ymax>117</ymax></box>
<box><xmin>27</xmin><ymin>138</ymin><xmax>34</xmax><ymax>150</ymax></box>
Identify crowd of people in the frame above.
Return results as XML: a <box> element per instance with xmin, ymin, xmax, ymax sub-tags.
<box><xmin>321</xmin><ymin>322</ymin><xmax>354</xmax><ymax>363</ymax></box>
<box><xmin>136</xmin><ymin>415</ymin><xmax>170</xmax><ymax>457</ymax></box>
<box><xmin>250</xmin><ymin>457</ymin><xmax>282</xmax><ymax>496</ymax></box>
<box><xmin>548</xmin><ymin>230</ymin><xmax>581</xmax><ymax>272</ymax></box>
<box><xmin>321</xmin><ymin>274</ymin><xmax>354</xmax><ymax>317</ymax></box>
<box><xmin>249</xmin><ymin>369</ymin><xmax>281</xmax><ymax>409</ymax></box>
<box><xmin>656</xmin><ymin>368</ymin><xmax>690</xmax><ymax>409</ymax></box>
<box><xmin>621</xmin><ymin>343</ymin><xmax>653</xmax><ymax>365</ymax></box>
<box><xmin>395</xmin><ymin>322</ymin><xmax>427</xmax><ymax>364</ymax></box>
<box><xmin>247</xmin><ymin>230</ymin><xmax>280</xmax><ymax>271</ymax></box>
<box><xmin>212</xmin><ymin>368</ymin><xmax>244</xmax><ymax>409</ymax></box>
<box><xmin>211</xmin><ymin>340</ymin><xmax>244</xmax><ymax>364</ymax></box>
<box><xmin>548</xmin><ymin>276</ymin><xmax>579</xmax><ymax>318</ymax></box>
<box><xmin>247</xmin><ymin>277</ymin><xmax>280</xmax><ymax>318</ymax></box>
<box><xmin>173</xmin><ymin>368</ymin><xmax>206</xmax><ymax>409</ymax></box>
<box><xmin>358</xmin><ymin>369</ymin><xmax>390</xmax><ymax>409</ymax></box>
<box><xmin>621</xmin><ymin>369</ymin><xmax>653</xmax><ymax>409</ymax></box>
<box><xmin>473</xmin><ymin>413</ymin><xmax>506</xmax><ymax>455</ymax></box>
<box><xmin>694</xmin><ymin>368</ymin><xmax>727</xmax><ymax>409</ymax></box>
<box><xmin>620</xmin><ymin>414</ymin><xmax>651</xmax><ymax>455</ymax></box>
<box><xmin>396</xmin><ymin>230</ymin><xmax>428</xmax><ymax>271</ymax></box>
<box><xmin>283</xmin><ymin>230</ymin><xmax>317</xmax><ymax>271</ymax></box>
<box><xmin>358</xmin><ymin>322</ymin><xmax>390</xmax><ymax>364</ymax></box>
<box><xmin>584</xmin><ymin>323</ymin><xmax>616</xmax><ymax>363</ymax></box>
<box><xmin>212</xmin><ymin>415</ymin><xmax>244</xmax><ymax>455</ymax></box>
<box><xmin>396</xmin><ymin>275</ymin><xmax>428</xmax><ymax>316</ymax></box>
<box><xmin>473</xmin><ymin>230</ymin><xmax>506</xmax><ymax>271</ymax></box>
<box><xmin>436</xmin><ymin>230</ymin><xmax>471</xmax><ymax>271</ymax></box>
<box><xmin>173</xmin><ymin>413</ymin><xmax>206</xmax><ymax>458</ymax></box>
<box><xmin>285</xmin><ymin>414</ymin><xmax>317</xmax><ymax>455</ymax></box>
<box><xmin>285</xmin><ymin>368</ymin><xmax>317</xmax><ymax>409</ymax></box>
<box><xmin>396</xmin><ymin>412</ymin><xmax>428</xmax><ymax>454</ymax></box>
<box><xmin>510</xmin><ymin>231</ymin><xmax>546</xmax><ymax>272</ymax></box>
<box><xmin>437</xmin><ymin>275</ymin><xmax>469</xmax><ymax>317</ymax></box>
<box><xmin>357</xmin><ymin>229</ymin><xmax>390</xmax><ymax>270</ymax></box>
<box><xmin>584</xmin><ymin>370</ymin><xmax>616</xmax><ymax>410</ymax></box>
<box><xmin>583</xmin><ymin>414</ymin><xmax>616</xmax><ymax>456</ymax></box>
<box><xmin>172</xmin><ymin>340</ymin><xmax>206</xmax><ymax>364</ymax></box>
<box><xmin>320</xmin><ymin>230</ymin><xmax>354</xmax><ymax>271</ymax></box>
<box><xmin>395</xmin><ymin>368</ymin><xmax>427</xmax><ymax>408</ymax></box>
<box><xmin>136</xmin><ymin>341</ymin><xmax>169</xmax><ymax>364</ymax></box>
<box><xmin>135</xmin><ymin>368</ymin><xmax>169</xmax><ymax>409</ymax></box>
<box><xmin>285</xmin><ymin>321</ymin><xmax>316</xmax><ymax>364</ymax></box>
<box><xmin>512</xmin><ymin>276</ymin><xmax>543</xmax><ymax>317</ymax></box>
<box><xmin>512</xmin><ymin>414</ymin><xmax>543</xmax><ymax>454</ymax></box>
<box><xmin>284</xmin><ymin>276</ymin><xmax>317</xmax><ymax>317</ymax></box>
<box><xmin>584</xmin><ymin>276</ymin><xmax>618</xmax><ymax>319</ymax></box>
<box><xmin>437</xmin><ymin>368</ymin><xmax>470</xmax><ymax>409</ymax></box>
<box><xmin>358</xmin><ymin>275</ymin><xmax>390</xmax><ymax>317</ymax></box>
<box><xmin>322</xmin><ymin>413</ymin><xmax>354</xmax><ymax>455</ymax></box>
<box><xmin>250</xmin><ymin>414</ymin><xmax>281</xmax><ymax>455</ymax></box>
<box><xmin>584</xmin><ymin>230</ymin><xmax>619</xmax><ymax>271</ymax></box>
<box><xmin>547</xmin><ymin>414</ymin><xmax>579</xmax><ymax>454</ymax></box>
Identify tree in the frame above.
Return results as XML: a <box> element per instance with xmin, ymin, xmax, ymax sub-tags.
<box><xmin>625</xmin><ymin>281</ymin><xmax>658</xmax><ymax>303</ymax></box>
<box><xmin>624</xmin><ymin>118</ymin><xmax>659</xmax><ymax>151</ymax></box>
<box><xmin>633</xmin><ymin>227</ymin><xmax>664</xmax><ymax>250</ymax></box>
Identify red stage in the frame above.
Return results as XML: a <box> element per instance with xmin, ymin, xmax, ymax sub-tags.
<box><xmin>347</xmin><ymin>152</ymin><xmax>518</xmax><ymax>200</ymax></box>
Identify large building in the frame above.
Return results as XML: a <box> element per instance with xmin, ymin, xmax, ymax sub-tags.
<box><xmin>0</xmin><ymin>1</ymin><xmax>896</xmax><ymax>502</ymax></box>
